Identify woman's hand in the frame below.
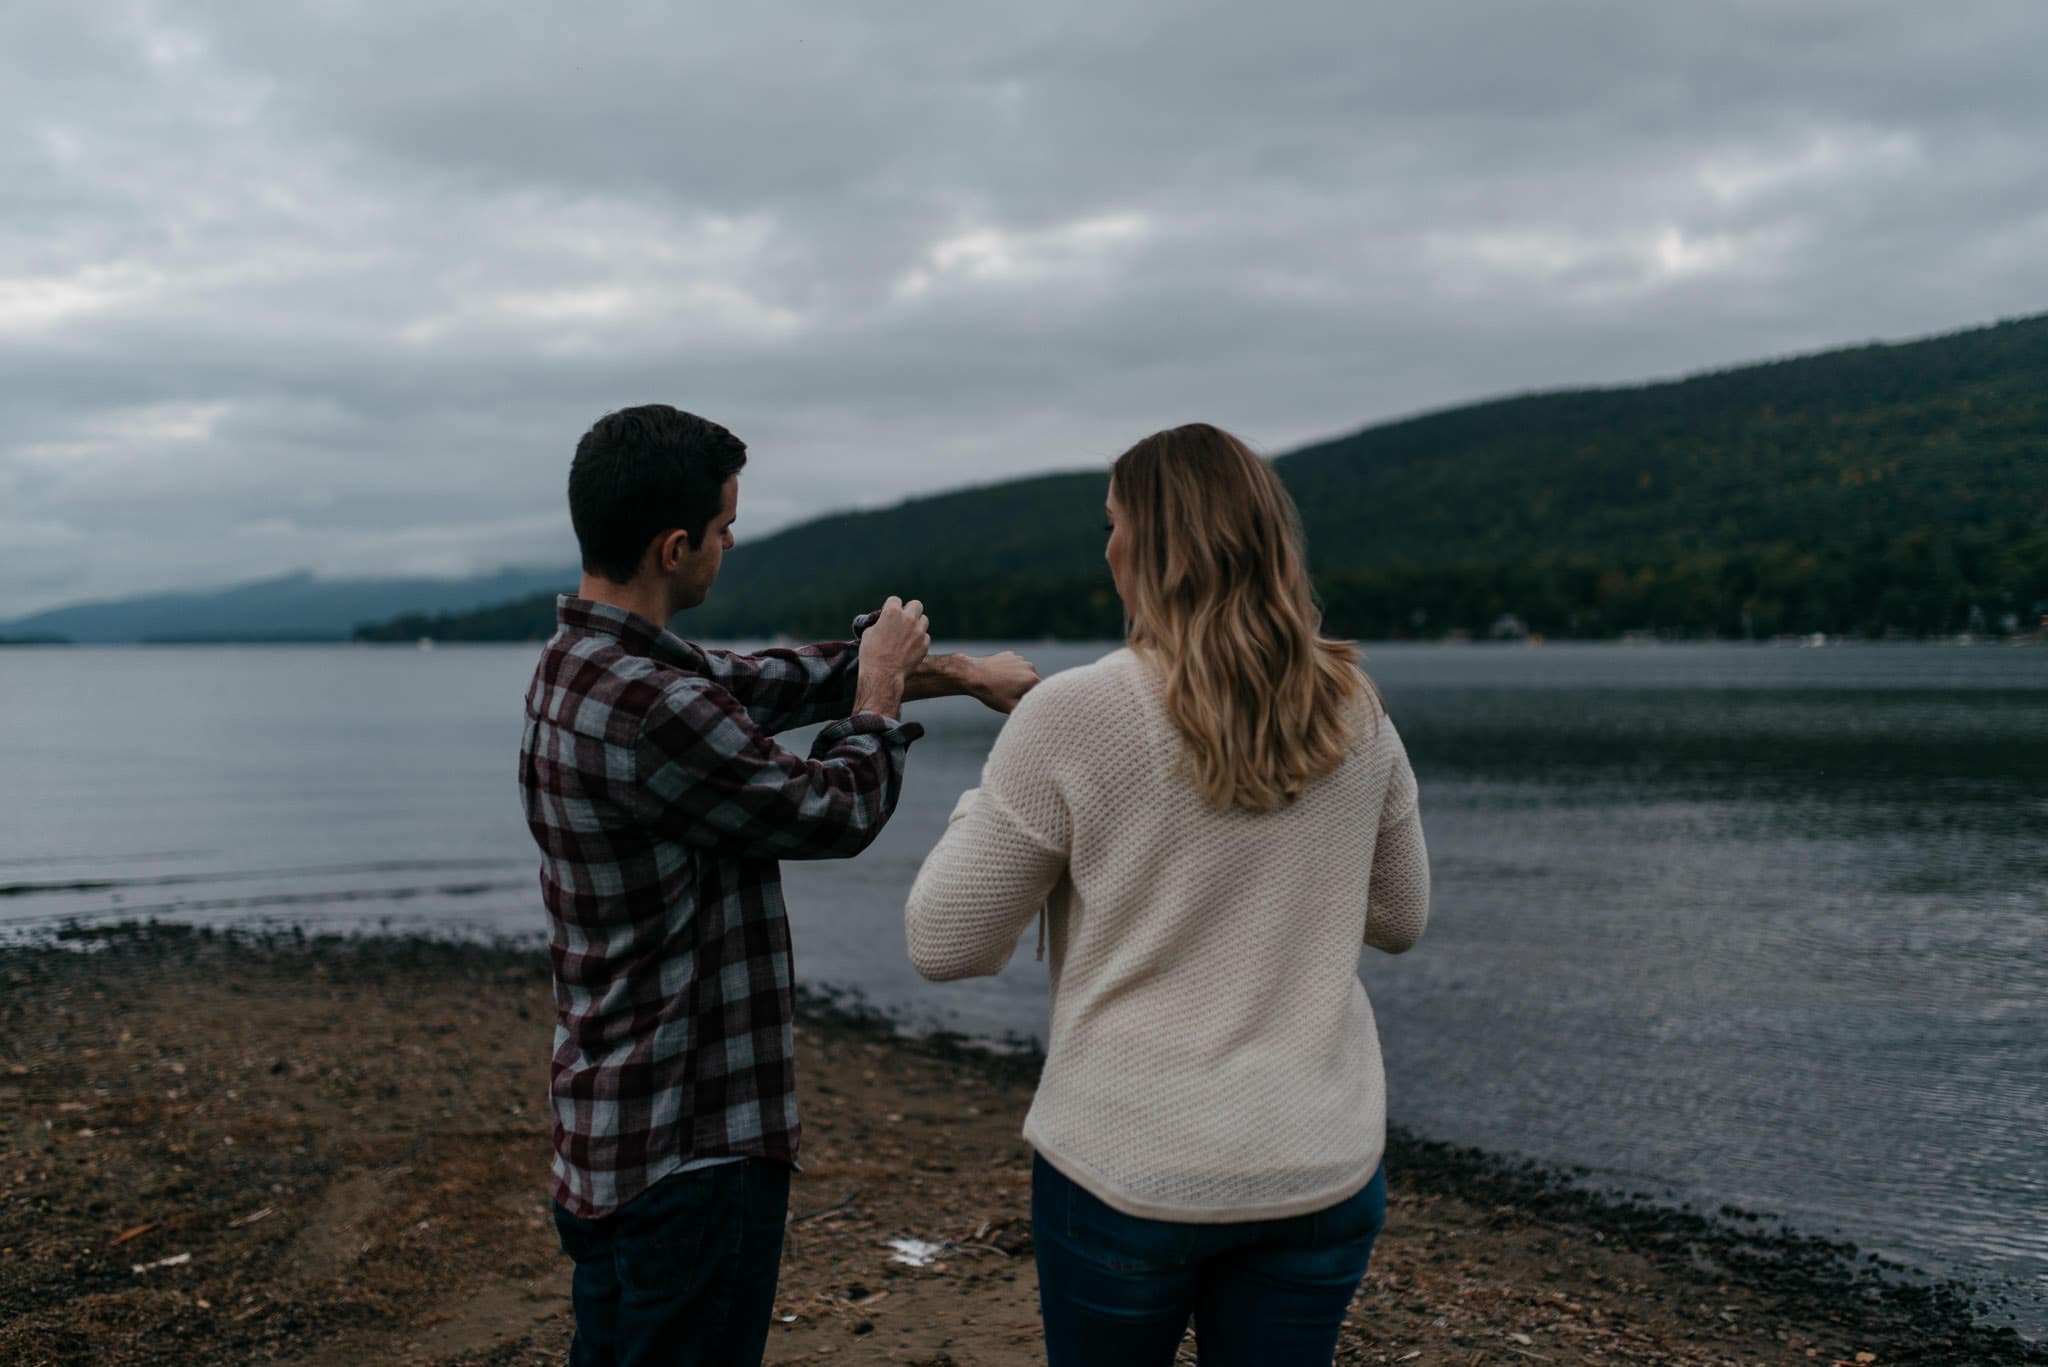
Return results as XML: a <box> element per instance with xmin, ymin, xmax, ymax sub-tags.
<box><xmin>966</xmin><ymin>651</ymin><xmax>1041</xmax><ymax>714</ymax></box>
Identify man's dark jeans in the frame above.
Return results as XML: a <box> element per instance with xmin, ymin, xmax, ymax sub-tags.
<box><xmin>1032</xmin><ymin>1154</ymin><xmax>1388</xmax><ymax>1366</ymax></box>
<box><xmin>551</xmin><ymin>1158</ymin><xmax>790</xmax><ymax>1367</ymax></box>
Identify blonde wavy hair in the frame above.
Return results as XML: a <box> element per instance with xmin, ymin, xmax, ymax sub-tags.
<box><xmin>1113</xmin><ymin>423</ymin><xmax>1380</xmax><ymax>812</ymax></box>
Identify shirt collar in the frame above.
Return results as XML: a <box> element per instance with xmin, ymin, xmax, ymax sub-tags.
<box><xmin>555</xmin><ymin>594</ymin><xmax>698</xmax><ymax>665</ymax></box>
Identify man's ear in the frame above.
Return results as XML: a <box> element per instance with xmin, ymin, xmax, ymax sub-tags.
<box><xmin>656</xmin><ymin>528</ymin><xmax>694</xmax><ymax>572</ymax></box>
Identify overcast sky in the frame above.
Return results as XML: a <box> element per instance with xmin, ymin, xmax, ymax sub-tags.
<box><xmin>4</xmin><ymin>1</ymin><xmax>2045</xmax><ymax>616</ymax></box>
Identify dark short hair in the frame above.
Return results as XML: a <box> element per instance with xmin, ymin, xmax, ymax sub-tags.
<box><xmin>568</xmin><ymin>405</ymin><xmax>748</xmax><ymax>582</ymax></box>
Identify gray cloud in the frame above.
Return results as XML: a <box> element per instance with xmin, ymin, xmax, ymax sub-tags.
<box><xmin>4</xmin><ymin>0</ymin><xmax>2045</xmax><ymax>615</ymax></box>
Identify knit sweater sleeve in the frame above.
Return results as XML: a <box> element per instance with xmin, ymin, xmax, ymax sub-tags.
<box><xmin>1366</xmin><ymin>719</ymin><xmax>1430</xmax><ymax>954</ymax></box>
<box><xmin>904</xmin><ymin>679</ymin><xmax>1074</xmax><ymax>981</ymax></box>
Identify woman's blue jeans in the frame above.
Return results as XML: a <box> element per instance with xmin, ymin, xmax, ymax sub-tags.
<box><xmin>1031</xmin><ymin>1154</ymin><xmax>1387</xmax><ymax>1366</ymax></box>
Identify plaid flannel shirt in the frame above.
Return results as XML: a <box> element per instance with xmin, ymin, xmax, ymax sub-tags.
<box><xmin>519</xmin><ymin>595</ymin><xmax>923</xmax><ymax>1219</ymax></box>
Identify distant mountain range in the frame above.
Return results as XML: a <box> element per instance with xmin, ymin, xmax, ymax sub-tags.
<box><xmin>0</xmin><ymin>566</ymin><xmax>575</xmax><ymax>645</ymax></box>
<box><xmin>361</xmin><ymin>312</ymin><xmax>2048</xmax><ymax>643</ymax></box>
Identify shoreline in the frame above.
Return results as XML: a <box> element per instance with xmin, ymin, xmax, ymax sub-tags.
<box><xmin>2</xmin><ymin>924</ymin><xmax>2039</xmax><ymax>1366</ymax></box>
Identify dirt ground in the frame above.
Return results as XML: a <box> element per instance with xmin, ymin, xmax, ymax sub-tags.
<box><xmin>0</xmin><ymin>929</ymin><xmax>2036</xmax><ymax>1366</ymax></box>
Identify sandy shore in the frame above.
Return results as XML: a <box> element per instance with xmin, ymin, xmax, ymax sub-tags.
<box><xmin>0</xmin><ymin>927</ymin><xmax>2036</xmax><ymax>1366</ymax></box>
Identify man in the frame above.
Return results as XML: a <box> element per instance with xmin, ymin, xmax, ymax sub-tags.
<box><xmin>519</xmin><ymin>404</ymin><xmax>1039</xmax><ymax>1365</ymax></box>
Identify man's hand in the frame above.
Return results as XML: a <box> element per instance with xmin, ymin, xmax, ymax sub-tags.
<box><xmin>965</xmin><ymin>651</ymin><xmax>1041</xmax><ymax>714</ymax></box>
<box><xmin>854</xmin><ymin>597</ymin><xmax>931</xmax><ymax>718</ymax></box>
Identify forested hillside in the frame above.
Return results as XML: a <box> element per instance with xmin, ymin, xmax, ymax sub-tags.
<box><xmin>360</xmin><ymin>314</ymin><xmax>2048</xmax><ymax>643</ymax></box>
<box><xmin>0</xmin><ymin>566</ymin><xmax>575</xmax><ymax>644</ymax></box>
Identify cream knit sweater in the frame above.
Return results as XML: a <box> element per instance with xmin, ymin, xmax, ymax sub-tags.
<box><xmin>904</xmin><ymin>647</ymin><xmax>1429</xmax><ymax>1223</ymax></box>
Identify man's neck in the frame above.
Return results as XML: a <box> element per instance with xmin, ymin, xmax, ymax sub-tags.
<box><xmin>577</xmin><ymin>573</ymin><xmax>674</xmax><ymax>629</ymax></box>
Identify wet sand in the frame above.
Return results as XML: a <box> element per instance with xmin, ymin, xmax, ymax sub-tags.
<box><xmin>0</xmin><ymin>926</ymin><xmax>2036</xmax><ymax>1366</ymax></box>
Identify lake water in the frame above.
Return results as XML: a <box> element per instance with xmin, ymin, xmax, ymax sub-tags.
<box><xmin>1</xmin><ymin>640</ymin><xmax>2043</xmax><ymax>1332</ymax></box>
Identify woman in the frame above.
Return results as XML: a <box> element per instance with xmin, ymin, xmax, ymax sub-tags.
<box><xmin>904</xmin><ymin>423</ymin><xmax>1430</xmax><ymax>1365</ymax></box>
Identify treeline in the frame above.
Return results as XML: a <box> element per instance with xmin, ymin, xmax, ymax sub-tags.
<box><xmin>357</xmin><ymin>313</ymin><xmax>2048</xmax><ymax>644</ymax></box>
<box><xmin>357</xmin><ymin>524</ymin><xmax>2046</xmax><ymax>644</ymax></box>
<box><xmin>1314</xmin><ymin>527</ymin><xmax>2048</xmax><ymax>640</ymax></box>
<box><xmin>359</xmin><ymin>598</ymin><xmax>565</xmax><ymax>644</ymax></box>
